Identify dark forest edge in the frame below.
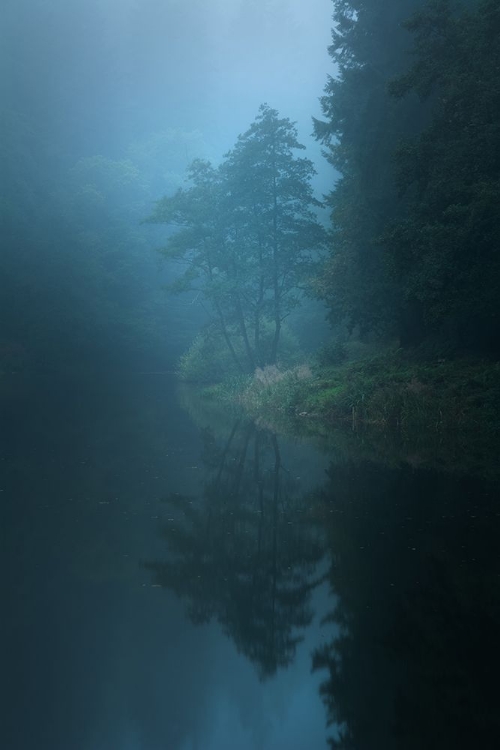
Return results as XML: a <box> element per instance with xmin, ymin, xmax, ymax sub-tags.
<box><xmin>157</xmin><ymin>0</ymin><xmax>500</xmax><ymax>478</ymax></box>
<box><xmin>148</xmin><ymin>0</ymin><xmax>500</xmax><ymax>360</ymax></box>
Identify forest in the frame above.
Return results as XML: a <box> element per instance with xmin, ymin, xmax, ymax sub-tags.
<box><xmin>313</xmin><ymin>0</ymin><xmax>500</xmax><ymax>355</ymax></box>
<box><xmin>152</xmin><ymin>0</ymin><xmax>500</xmax><ymax>374</ymax></box>
<box><xmin>1</xmin><ymin>0</ymin><xmax>499</xmax><ymax>433</ymax></box>
<box><xmin>141</xmin><ymin>0</ymin><xmax>500</xmax><ymax>450</ymax></box>
<box><xmin>2</xmin><ymin>3</ymin><xmax>500</xmax><ymax>749</ymax></box>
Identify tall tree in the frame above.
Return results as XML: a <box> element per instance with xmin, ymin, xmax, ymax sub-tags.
<box><xmin>384</xmin><ymin>0</ymin><xmax>500</xmax><ymax>352</ymax></box>
<box><xmin>224</xmin><ymin>104</ymin><xmax>326</xmax><ymax>364</ymax></box>
<box><xmin>315</xmin><ymin>0</ymin><xmax>500</xmax><ymax>352</ymax></box>
<box><xmin>313</xmin><ymin>0</ymin><xmax>427</xmax><ymax>344</ymax></box>
<box><xmin>147</xmin><ymin>105</ymin><xmax>326</xmax><ymax>371</ymax></box>
<box><xmin>146</xmin><ymin>158</ymin><xmax>248</xmax><ymax>371</ymax></box>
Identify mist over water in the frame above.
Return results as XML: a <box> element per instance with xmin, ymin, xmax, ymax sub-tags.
<box><xmin>2</xmin><ymin>5</ymin><xmax>336</xmax><ymax>747</ymax></box>
<box><xmin>2</xmin><ymin>2</ymin><xmax>500</xmax><ymax>749</ymax></box>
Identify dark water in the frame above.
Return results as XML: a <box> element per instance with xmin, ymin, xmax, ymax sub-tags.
<box><xmin>2</xmin><ymin>372</ymin><xmax>499</xmax><ymax>749</ymax></box>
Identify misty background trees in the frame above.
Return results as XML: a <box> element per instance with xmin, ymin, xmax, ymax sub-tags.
<box><xmin>2</xmin><ymin>2</ymin><xmax>500</xmax><ymax>747</ymax></box>
<box><xmin>0</xmin><ymin>0</ymin><xmax>331</xmax><ymax>374</ymax></box>
<box><xmin>1</xmin><ymin>0</ymin><xmax>499</xmax><ymax>372</ymax></box>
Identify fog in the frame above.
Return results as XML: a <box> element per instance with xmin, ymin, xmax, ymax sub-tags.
<box><xmin>2</xmin><ymin>0</ymin><xmax>332</xmax><ymax>162</ymax></box>
<box><xmin>1</xmin><ymin>0</ymin><xmax>333</xmax><ymax>369</ymax></box>
<box><xmin>4</xmin><ymin>4</ymin><xmax>500</xmax><ymax>749</ymax></box>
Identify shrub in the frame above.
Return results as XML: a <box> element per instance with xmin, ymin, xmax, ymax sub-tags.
<box><xmin>241</xmin><ymin>363</ymin><xmax>314</xmax><ymax>417</ymax></box>
<box><xmin>177</xmin><ymin>328</ymin><xmax>241</xmax><ymax>383</ymax></box>
<box><xmin>177</xmin><ymin>322</ymin><xmax>302</xmax><ymax>383</ymax></box>
<box><xmin>316</xmin><ymin>340</ymin><xmax>347</xmax><ymax>367</ymax></box>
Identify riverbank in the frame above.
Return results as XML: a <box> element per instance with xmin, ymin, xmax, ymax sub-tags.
<box><xmin>196</xmin><ymin>352</ymin><xmax>500</xmax><ymax>478</ymax></box>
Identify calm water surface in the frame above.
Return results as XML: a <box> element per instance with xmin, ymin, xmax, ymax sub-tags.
<box><xmin>2</xmin><ymin>371</ymin><xmax>499</xmax><ymax>749</ymax></box>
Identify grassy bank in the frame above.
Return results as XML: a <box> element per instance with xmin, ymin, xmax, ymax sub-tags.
<box><xmin>197</xmin><ymin>351</ymin><xmax>500</xmax><ymax>477</ymax></box>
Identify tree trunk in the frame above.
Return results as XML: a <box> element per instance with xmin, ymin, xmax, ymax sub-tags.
<box><xmin>208</xmin><ymin>252</ymin><xmax>244</xmax><ymax>373</ymax></box>
<box><xmin>254</xmin><ymin>216</ymin><xmax>266</xmax><ymax>366</ymax></box>
<box><xmin>214</xmin><ymin>299</ymin><xmax>244</xmax><ymax>373</ymax></box>
<box><xmin>270</xmin><ymin>173</ymin><xmax>281</xmax><ymax>364</ymax></box>
<box><xmin>234</xmin><ymin>293</ymin><xmax>256</xmax><ymax>371</ymax></box>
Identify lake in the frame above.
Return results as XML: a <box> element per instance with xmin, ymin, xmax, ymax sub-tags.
<box><xmin>2</xmin><ymin>371</ymin><xmax>499</xmax><ymax>749</ymax></box>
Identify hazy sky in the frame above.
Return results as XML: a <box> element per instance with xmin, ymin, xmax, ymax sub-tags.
<box><xmin>2</xmin><ymin>0</ymin><xmax>334</xmax><ymax>183</ymax></box>
<box><xmin>107</xmin><ymin>0</ymin><xmax>334</xmax><ymax>151</ymax></box>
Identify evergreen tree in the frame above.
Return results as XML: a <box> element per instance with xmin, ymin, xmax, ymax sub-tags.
<box><xmin>313</xmin><ymin>0</ymin><xmax>429</xmax><ymax>344</ymax></box>
<box><xmin>384</xmin><ymin>0</ymin><xmax>500</xmax><ymax>352</ymax></box>
<box><xmin>315</xmin><ymin>0</ymin><xmax>500</xmax><ymax>352</ymax></box>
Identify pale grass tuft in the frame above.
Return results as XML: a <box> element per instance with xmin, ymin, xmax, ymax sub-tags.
<box><xmin>406</xmin><ymin>377</ymin><xmax>427</xmax><ymax>394</ymax></box>
<box><xmin>253</xmin><ymin>364</ymin><xmax>313</xmax><ymax>387</ymax></box>
<box><xmin>254</xmin><ymin>365</ymin><xmax>284</xmax><ymax>386</ymax></box>
<box><xmin>294</xmin><ymin>364</ymin><xmax>313</xmax><ymax>381</ymax></box>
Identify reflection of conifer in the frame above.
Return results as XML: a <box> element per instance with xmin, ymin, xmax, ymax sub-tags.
<box><xmin>312</xmin><ymin>461</ymin><xmax>500</xmax><ymax>749</ymax></box>
<box><xmin>145</xmin><ymin>422</ymin><xmax>325</xmax><ymax>678</ymax></box>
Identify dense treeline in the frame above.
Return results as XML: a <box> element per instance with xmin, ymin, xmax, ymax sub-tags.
<box><xmin>153</xmin><ymin>0</ymin><xmax>500</xmax><ymax>376</ymax></box>
<box><xmin>2</xmin><ymin>0</ymin><xmax>498</xmax><ymax>378</ymax></box>
<box><xmin>314</xmin><ymin>0</ymin><xmax>500</xmax><ymax>354</ymax></box>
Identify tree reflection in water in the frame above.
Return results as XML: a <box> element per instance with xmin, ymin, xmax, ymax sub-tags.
<box><xmin>311</xmin><ymin>461</ymin><xmax>500</xmax><ymax>749</ymax></box>
<box><xmin>145</xmin><ymin>421</ymin><xmax>326</xmax><ymax>679</ymax></box>
<box><xmin>146</xmin><ymin>420</ymin><xmax>500</xmax><ymax>747</ymax></box>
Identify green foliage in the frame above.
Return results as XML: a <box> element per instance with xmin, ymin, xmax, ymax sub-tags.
<box><xmin>316</xmin><ymin>340</ymin><xmax>347</xmax><ymax>367</ymax></box>
<box><xmin>147</xmin><ymin>105</ymin><xmax>327</xmax><ymax>372</ymax></box>
<box><xmin>313</xmin><ymin>0</ymin><xmax>424</xmax><ymax>340</ymax></box>
<box><xmin>178</xmin><ymin>328</ymin><xmax>241</xmax><ymax>384</ymax></box>
<box><xmin>314</xmin><ymin>0</ymin><xmax>500</xmax><ymax>354</ymax></box>
<box><xmin>302</xmin><ymin>354</ymin><xmax>500</xmax><ymax>466</ymax></box>
<box><xmin>383</xmin><ymin>0</ymin><xmax>500</xmax><ymax>350</ymax></box>
<box><xmin>236</xmin><ymin>365</ymin><xmax>316</xmax><ymax>431</ymax></box>
<box><xmin>178</xmin><ymin>322</ymin><xmax>302</xmax><ymax>384</ymax></box>
<box><xmin>228</xmin><ymin>351</ymin><xmax>500</xmax><ymax>478</ymax></box>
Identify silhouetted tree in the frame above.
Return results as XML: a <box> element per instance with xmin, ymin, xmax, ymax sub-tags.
<box><xmin>313</xmin><ymin>0</ymin><xmax>424</xmax><ymax>344</ymax></box>
<box><xmin>315</xmin><ymin>0</ymin><xmax>500</xmax><ymax>353</ymax></box>
<box><xmin>384</xmin><ymin>0</ymin><xmax>500</xmax><ymax>352</ymax></box>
